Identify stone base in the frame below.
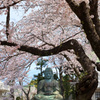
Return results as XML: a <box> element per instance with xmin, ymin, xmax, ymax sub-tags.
<box><xmin>34</xmin><ymin>95</ymin><xmax>63</xmax><ymax>100</ymax></box>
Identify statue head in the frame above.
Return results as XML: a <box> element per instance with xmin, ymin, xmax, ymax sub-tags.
<box><xmin>44</xmin><ymin>68</ymin><xmax>53</xmax><ymax>80</ymax></box>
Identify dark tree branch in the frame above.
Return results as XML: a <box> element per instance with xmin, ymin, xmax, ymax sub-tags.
<box><xmin>89</xmin><ymin>0</ymin><xmax>100</xmax><ymax>37</ymax></box>
<box><xmin>27</xmin><ymin>86</ymin><xmax>31</xmax><ymax>95</ymax></box>
<box><xmin>92</xmin><ymin>61</ymin><xmax>100</xmax><ymax>71</ymax></box>
<box><xmin>21</xmin><ymin>86</ymin><xmax>30</xmax><ymax>100</ymax></box>
<box><xmin>19</xmin><ymin>81</ymin><xmax>28</xmax><ymax>96</ymax></box>
<box><xmin>0</xmin><ymin>39</ymin><xmax>94</xmax><ymax>73</ymax></box>
<box><xmin>22</xmin><ymin>88</ymin><xmax>27</xmax><ymax>96</ymax></box>
<box><xmin>65</xmin><ymin>0</ymin><xmax>100</xmax><ymax>60</ymax></box>
<box><xmin>65</xmin><ymin>0</ymin><xmax>81</xmax><ymax>19</ymax></box>
<box><xmin>6</xmin><ymin>6</ymin><xmax>10</xmax><ymax>39</ymax></box>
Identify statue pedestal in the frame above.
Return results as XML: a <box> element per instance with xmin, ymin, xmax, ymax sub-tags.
<box><xmin>34</xmin><ymin>94</ymin><xmax>63</xmax><ymax>100</ymax></box>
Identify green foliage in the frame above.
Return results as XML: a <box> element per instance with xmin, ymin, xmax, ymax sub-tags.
<box><xmin>37</xmin><ymin>58</ymin><xmax>48</xmax><ymax>67</ymax></box>
<box><xmin>36</xmin><ymin>58</ymin><xmax>48</xmax><ymax>76</ymax></box>
<box><xmin>79</xmin><ymin>71</ymin><xmax>88</xmax><ymax>80</ymax></box>
<box><xmin>31</xmin><ymin>58</ymin><xmax>47</xmax><ymax>89</ymax></box>
<box><xmin>63</xmin><ymin>75</ymin><xmax>76</xmax><ymax>100</ymax></box>
<box><xmin>16</xmin><ymin>97</ymin><xmax>23</xmax><ymax>100</ymax></box>
<box><xmin>29</xmin><ymin>79</ymin><xmax>38</xmax><ymax>88</ymax></box>
<box><xmin>34</xmin><ymin>73</ymin><xmax>44</xmax><ymax>84</ymax></box>
<box><xmin>54</xmin><ymin>74</ymin><xmax>58</xmax><ymax>80</ymax></box>
<box><xmin>29</xmin><ymin>74</ymin><xmax>44</xmax><ymax>88</ymax></box>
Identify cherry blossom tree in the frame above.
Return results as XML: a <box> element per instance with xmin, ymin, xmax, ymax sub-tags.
<box><xmin>0</xmin><ymin>0</ymin><xmax>100</xmax><ymax>100</ymax></box>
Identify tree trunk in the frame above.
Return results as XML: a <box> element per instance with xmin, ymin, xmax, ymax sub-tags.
<box><xmin>76</xmin><ymin>70</ymin><xmax>98</xmax><ymax>100</ymax></box>
<box><xmin>59</xmin><ymin>66</ymin><xmax>64</xmax><ymax>96</ymax></box>
<box><xmin>26</xmin><ymin>95</ymin><xmax>30</xmax><ymax>100</ymax></box>
<box><xmin>10</xmin><ymin>88</ymin><xmax>14</xmax><ymax>100</ymax></box>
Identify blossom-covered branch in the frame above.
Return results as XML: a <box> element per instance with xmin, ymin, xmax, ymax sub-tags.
<box><xmin>0</xmin><ymin>39</ymin><xmax>94</xmax><ymax>73</ymax></box>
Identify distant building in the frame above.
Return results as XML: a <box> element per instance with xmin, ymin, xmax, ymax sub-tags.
<box><xmin>92</xmin><ymin>72</ymin><xmax>100</xmax><ymax>100</ymax></box>
<box><xmin>0</xmin><ymin>81</ymin><xmax>10</xmax><ymax>99</ymax></box>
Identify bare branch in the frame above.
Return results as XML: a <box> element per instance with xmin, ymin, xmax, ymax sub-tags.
<box><xmin>0</xmin><ymin>53</ymin><xmax>24</xmax><ymax>64</ymax></box>
<box><xmin>61</xmin><ymin>53</ymin><xmax>80</xmax><ymax>77</ymax></box>
<box><xmin>32</xmin><ymin>33</ymin><xmax>55</xmax><ymax>47</ymax></box>
<box><xmin>62</xmin><ymin>30</ymin><xmax>83</xmax><ymax>43</ymax></box>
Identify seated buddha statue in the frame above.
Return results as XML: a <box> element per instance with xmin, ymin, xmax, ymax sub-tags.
<box><xmin>34</xmin><ymin>68</ymin><xmax>63</xmax><ymax>100</ymax></box>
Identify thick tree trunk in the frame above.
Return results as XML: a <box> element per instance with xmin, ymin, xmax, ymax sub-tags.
<box><xmin>76</xmin><ymin>70</ymin><xmax>98</xmax><ymax>100</ymax></box>
<box><xmin>65</xmin><ymin>0</ymin><xmax>100</xmax><ymax>59</ymax></box>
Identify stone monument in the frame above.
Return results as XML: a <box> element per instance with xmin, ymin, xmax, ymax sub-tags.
<box><xmin>34</xmin><ymin>68</ymin><xmax>63</xmax><ymax>100</ymax></box>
